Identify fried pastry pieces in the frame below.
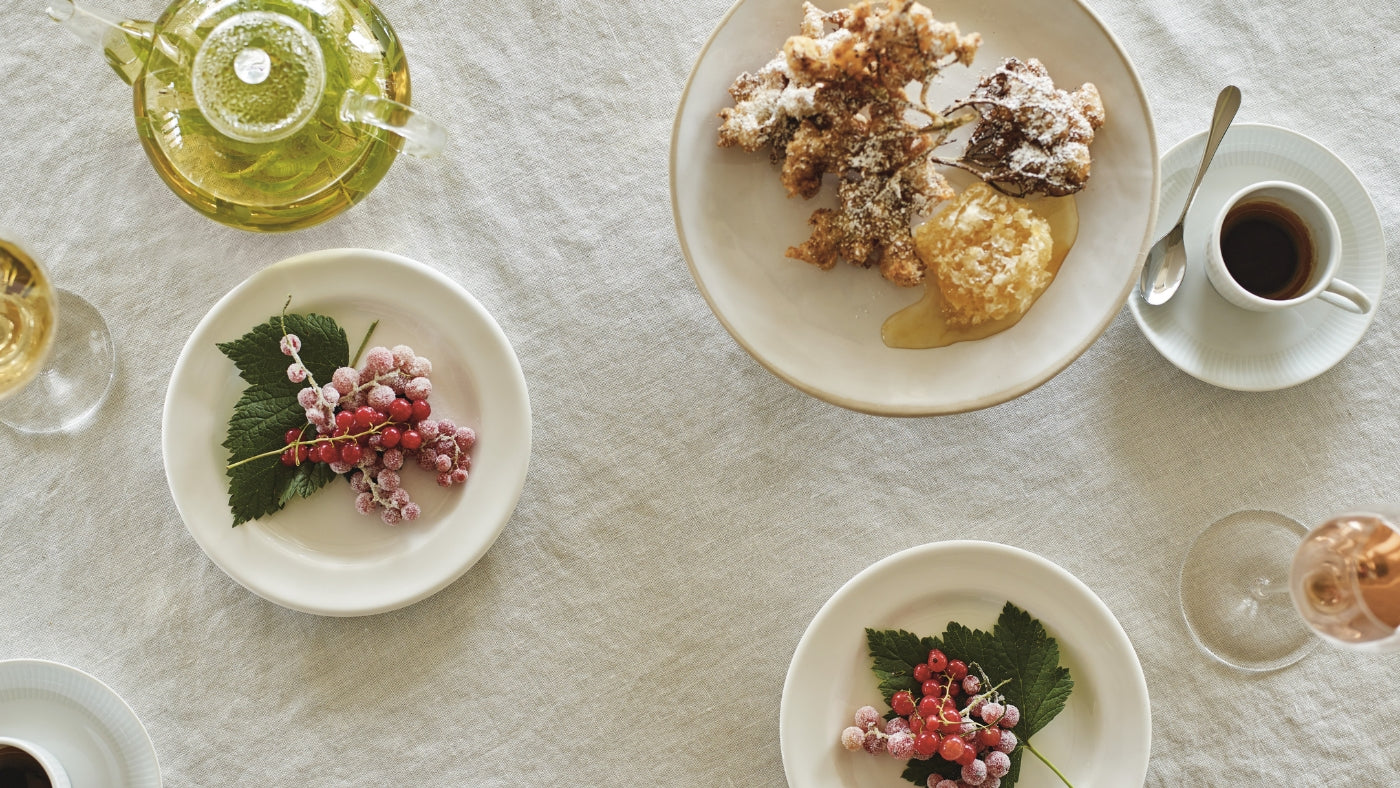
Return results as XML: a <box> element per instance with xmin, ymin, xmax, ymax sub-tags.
<box><xmin>716</xmin><ymin>4</ymin><xmax>1105</xmax><ymax>290</ymax></box>
<box><xmin>717</xmin><ymin>0</ymin><xmax>982</xmax><ymax>286</ymax></box>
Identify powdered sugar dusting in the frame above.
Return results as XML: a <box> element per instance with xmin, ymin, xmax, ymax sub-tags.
<box><xmin>941</xmin><ymin>57</ymin><xmax>1105</xmax><ymax>197</ymax></box>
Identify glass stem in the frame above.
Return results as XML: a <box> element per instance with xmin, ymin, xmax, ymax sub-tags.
<box><xmin>1249</xmin><ymin>576</ymin><xmax>1292</xmax><ymax>600</ymax></box>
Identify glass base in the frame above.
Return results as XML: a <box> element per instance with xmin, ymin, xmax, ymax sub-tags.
<box><xmin>0</xmin><ymin>289</ymin><xmax>114</xmax><ymax>434</ymax></box>
<box><xmin>1180</xmin><ymin>510</ymin><xmax>1318</xmax><ymax>671</ymax></box>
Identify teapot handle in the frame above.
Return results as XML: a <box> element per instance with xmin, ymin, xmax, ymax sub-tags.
<box><xmin>340</xmin><ymin>89</ymin><xmax>447</xmax><ymax>159</ymax></box>
<box><xmin>48</xmin><ymin>0</ymin><xmax>153</xmax><ymax>86</ymax></box>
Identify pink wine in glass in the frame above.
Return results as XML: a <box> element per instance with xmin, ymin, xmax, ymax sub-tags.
<box><xmin>1290</xmin><ymin>509</ymin><xmax>1400</xmax><ymax>652</ymax></box>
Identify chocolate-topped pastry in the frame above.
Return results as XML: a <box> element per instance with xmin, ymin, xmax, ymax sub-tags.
<box><xmin>939</xmin><ymin>57</ymin><xmax>1105</xmax><ymax>197</ymax></box>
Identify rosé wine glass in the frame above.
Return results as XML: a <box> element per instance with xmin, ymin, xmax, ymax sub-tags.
<box><xmin>1180</xmin><ymin>507</ymin><xmax>1400</xmax><ymax>671</ymax></box>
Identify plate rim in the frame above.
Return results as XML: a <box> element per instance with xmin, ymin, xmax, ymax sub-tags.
<box><xmin>0</xmin><ymin>658</ymin><xmax>161</xmax><ymax>787</ymax></box>
<box><xmin>669</xmin><ymin>0</ymin><xmax>1161</xmax><ymax>416</ymax></box>
<box><xmin>1127</xmin><ymin>122</ymin><xmax>1387</xmax><ymax>391</ymax></box>
<box><xmin>777</xmin><ymin>540</ymin><xmax>1151</xmax><ymax>787</ymax></box>
<box><xmin>160</xmin><ymin>248</ymin><xmax>533</xmax><ymax>616</ymax></box>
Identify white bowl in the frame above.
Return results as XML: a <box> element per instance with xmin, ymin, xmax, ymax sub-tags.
<box><xmin>671</xmin><ymin>0</ymin><xmax>1159</xmax><ymax>415</ymax></box>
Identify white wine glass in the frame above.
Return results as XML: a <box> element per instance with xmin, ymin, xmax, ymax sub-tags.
<box><xmin>1180</xmin><ymin>507</ymin><xmax>1400</xmax><ymax>671</ymax></box>
<box><xmin>0</xmin><ymin>238</ymin><xmax>115</xmax><ymax>433</ymax></box>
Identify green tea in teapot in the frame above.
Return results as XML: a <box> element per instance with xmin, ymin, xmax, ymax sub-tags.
<box><xmin>52</xmin><ymin>0</ymin><xmax>446</xmax><ymax>231</ymax></box>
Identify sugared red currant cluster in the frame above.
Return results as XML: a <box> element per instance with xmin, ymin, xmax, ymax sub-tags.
<box><xmin>839</xmin><ymin>649</ymin><xmax>1020</xmax><ymax>788</ymax></box>
<box><xmin>278</xmin><ymin>335</ymin><xmax>475</xmax><ymax>526</ymax></box>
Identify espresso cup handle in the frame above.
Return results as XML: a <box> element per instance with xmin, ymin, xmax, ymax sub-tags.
<box><xmin>1318</xmin><ymin>279</ymin><xmax>1371</xmax><ymax>314</ymax></box>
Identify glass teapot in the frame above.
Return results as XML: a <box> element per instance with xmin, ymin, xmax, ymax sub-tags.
<box><xmin>50</xmin><ymin>0</ymin><xmax>447</xmax><ymax>231</ymax></box>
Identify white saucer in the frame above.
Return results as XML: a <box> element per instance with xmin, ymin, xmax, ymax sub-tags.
<box><xmin>0</xmin><ymin>660</ymin><xmax>160</xmax><ymax>787</ymax></box>
<box><xmin>162</xmin><ymin>249</ymin><xmax>532</xmax><ymax>617</ymax></box>
<box><xmin>779</xmin><ymin>541</ymin><xmax>1150</xmax><ymax>788</ymax></box>
<box><xmin>1130</xmin><ymin>124</ymin><xmax>1385</xmax><ymax>391</ymax></box>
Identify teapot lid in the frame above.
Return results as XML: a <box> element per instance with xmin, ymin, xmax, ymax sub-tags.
<box><xmin>190</xmin><ymin>11</ymin><xmax>326</xmax><ymax>143</ymax></box>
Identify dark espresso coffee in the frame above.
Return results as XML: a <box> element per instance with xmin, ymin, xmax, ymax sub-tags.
<box><xmin>0</xmin><ymin>746</ymin><xmax>51</xmax><ymax>788</ymax></box>
<box><xmin>1219</xmin><ymin>200</ymin><xmax>1314</xmax><ymax>300</ymax></box>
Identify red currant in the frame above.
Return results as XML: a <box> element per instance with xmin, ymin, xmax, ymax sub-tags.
<box><xmin>388</xmin><ymin>397</ymin><xmax>413</xmax><ymax>423</ymax></box>
<box><xmin>927</xmin><ymin>649</ymin><xmax>948</xmax><ymax>673</ymax></box>
<box><xmin>977</xmin><ymin>728</ymin><xmax>1002</xmax><ymax>748</ymax></box>
<box><xmin>937</xmin><ymin>708</ymin><xmax>961</xmax><ymax>734</ymax></box>
<box><xmin>354</xmin><ymin>406</ymin><xmax>379</xmax><ymax>428</ymax></box>
<box><xmin>335</xmin><ymin>410</ymin><xmax>355</xmax><ymax>430</ymax></box>
<box><xmin>938</xmin><ymin>735</ymin><xmax>964</xmax><ymax>761</ymax></box>
<box><xmin>921</xmin><ymin>679</ymin><xmax>942</xmax><ymax>698</ymax></box>
<box><xmin>913</xmin><ymin>663</ymin><xmax>932</xmax><ymax>683</ymax></box>
<box><xmin>380</xmin><ymin>426</ymin><xmax>401</xmax><ymax>448</ymax></box>
<box><xmin>320</xmin><ymin>442</ymin><xmax>340</xmax><ymax>464</ymax></box>
<box><xmin>955</xmin><ymin>742</ymin><xmax>977</xmax><ymax>766</ymax></box>
<box><xmin>410</xmin><ymin>399</ymin><xmax>431</xmax><ymax>422</ymax></box>
<box><xmin>912</xmin><ymin>731</ymin><xmax>940</xmax><ymax>759</ymax></box>
<box><xmin>400</xmin><ymin>429</ymin><xmax>423</xmax><ymax>450</ymax></box>
<box><xmin>284</xmin><ymin>428</ymin><xmax>301</xmax><ymax>445</ymax></box>
<box><xmin>296</xmin><ymin>445</ymin><xmax>309</xmax><ymax>463</ymax></box>
<box><xmin>280</xmin><ymin>449</ymin><xmax>295</xmax><ymax>466</ymax></box>
<box><xmin>891</xmin><ymin>690</ymin><xmax>915</xmax><ymax>717</ymax></box>
<box><xmin>948</xmin><ymin>660</ymin><xmax>968</xmax><ymax>681</ymax></box>
<box><xmin>339</xmin><ymin>443</ymin><xmax>363</xmax><ymax>465</ymax></box>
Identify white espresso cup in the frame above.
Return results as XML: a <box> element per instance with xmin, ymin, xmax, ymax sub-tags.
<box><xmin>1206</xmin><ymin>180</ymin><xmax>1370</xmax><ymax>314</ymax></box>
<box><xmin>0</xmin><ymin>737</ymin><xmax>71</xmax><ymax>788</ymax></box>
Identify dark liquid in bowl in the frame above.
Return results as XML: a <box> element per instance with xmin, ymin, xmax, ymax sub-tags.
<box><xmin>1220</xmin><ymin>200</ymin><xmax>1314</xmax><ymax>300</ymax></box>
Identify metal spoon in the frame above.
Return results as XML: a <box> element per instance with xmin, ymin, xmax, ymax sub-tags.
<box><xmin>1138</xmin><ymin>85</ymin><xmax>1241</xmax><ymax>305</ymax></box>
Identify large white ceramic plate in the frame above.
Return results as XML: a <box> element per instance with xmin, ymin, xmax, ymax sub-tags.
<box><xmin>0</xmin><ymin>659</ymin><xmax>160</xmax><ymax>787</ymax></box>
<box><xmin>162</xmin><ymin>249</ymin><xmax>531</xmax><ymax>616</ymax></box>
<box><xmin>1129</xmin><ymin>124</ymin><xmax>1385</xmax><ymax>390</ymax></box>
<box><xmin>780</xmin><ymin>542</ymin><xmax>1150</xmax><ymax>787</ymax></box>
<box><xmin>671</xmin><ymin>0</ymin><xmax>1158</xmax><ymax>416</ymax></box>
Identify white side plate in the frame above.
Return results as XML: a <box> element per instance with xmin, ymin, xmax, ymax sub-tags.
<box><xmin>162</xmin><ymin>249</ymin><xmax>532</xmax><ymax>616</ymax></box>
<box><xmin>780</xmin><ymin>541</ymin><xmax>1150</xmax><ymax>787</ymax></box>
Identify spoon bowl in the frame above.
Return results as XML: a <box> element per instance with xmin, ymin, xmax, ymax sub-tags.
<box><xmin>1140</xmin><ymin>224</ymin><xmax>1186</xmax><ymax>304</ymax></box>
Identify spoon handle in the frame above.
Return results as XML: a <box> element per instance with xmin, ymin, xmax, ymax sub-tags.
<box><xmin>1176</xmin><ymin>85</ymin><xmax>1241</xmax><ymax>226</ymax></box>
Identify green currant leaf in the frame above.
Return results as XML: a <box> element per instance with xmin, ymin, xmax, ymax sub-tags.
<box><xmin>901</xmin><ymin>757</ymin><xmax>961</xmax><ymax>785</ymax></box>
<box><xmin>985</xmin><ymin>602</ymin><xmax>1074</xmax><ymax>740</ymax></box>
<box><xmin>865</xmin><ymin>628</ymin><xmax>941</xmax><ymax>707</ymax></box>
<box><xmin>217</xmin><ymin>312</ymin><xmax>348</xmax><ymax>526</ymax></box>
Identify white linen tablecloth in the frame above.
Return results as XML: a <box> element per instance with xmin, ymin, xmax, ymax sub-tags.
<box><xmin>3</xmin><ymin>0</ymin><xmax>1400</xmax><ymax>784</ymax></box>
